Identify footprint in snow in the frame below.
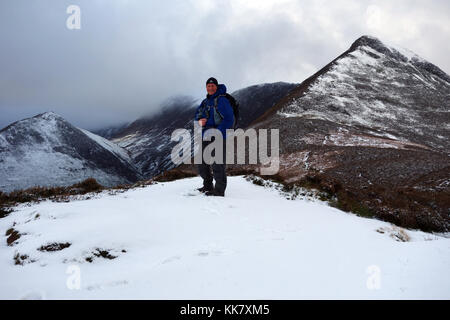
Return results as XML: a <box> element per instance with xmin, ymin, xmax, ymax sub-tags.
<box><xmin>182</xmin><ymin>191</ymin><xmax>201</xmax><ymax>197</ymax></box>
<box><xmin>20</xmin><ymin>291</ymin><xmax>46</xmax><ymax>300</ymax></box>
<box><xmin>161</xmin><ymin>255</ymin><xmax>182</xmax><ymax>264</ymax></box>
<box><xmin>86</xmin><ymin>280</ymin><xmax>129</xmax><ymax>291</ymax></box>
<box><xmin>197</xmin><ymin>250</ymin><xmax>224</xmax><ymax>257</ymax></box>
<box><xmin>203</xmin><ymin>207</ymin><xmax>221</xmax><ymax>215</ymax></box>
<box><xmin>196</xmin><ymin>247</ymin><xmax>235</xmax><ymax>257</ymax></box>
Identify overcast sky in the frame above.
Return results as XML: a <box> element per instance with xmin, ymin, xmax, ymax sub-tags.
<box><xmin>1</xmin><ymin>0</ymin><xmax>449</xmax><ymax>131</ymax></box>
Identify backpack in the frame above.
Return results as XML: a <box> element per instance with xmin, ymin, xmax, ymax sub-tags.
<box><xmin>201</xmin><ymin>93</ymin><xmax>240</xmax><ymax>129</ymax></box>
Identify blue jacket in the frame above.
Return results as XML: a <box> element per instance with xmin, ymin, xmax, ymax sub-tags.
<box><xmin>194</xmin><ymin>84</ymin><xmax>234</xmax><ymax>139</ymax></box>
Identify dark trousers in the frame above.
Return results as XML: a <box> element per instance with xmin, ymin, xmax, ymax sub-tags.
<box><xmin>196</xmin><ymin>137</ymin><xmax>227</xmax><ymax>194</ymax></box>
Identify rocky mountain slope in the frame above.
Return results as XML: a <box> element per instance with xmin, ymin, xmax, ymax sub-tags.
<box><xmin>258</xmin><ymin>35</ymin><xmax>450</xmax><ymax>153</ymax></box>
<box><xmin>0</xmin><ymin>112</ymin><xmax>142</xmax><ymax>192</ymax></box>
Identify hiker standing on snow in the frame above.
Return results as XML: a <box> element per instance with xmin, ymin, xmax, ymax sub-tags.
<box><xmin>194</xmin><ymin>77</ymin><xmax>234</xmax><ymax>197</ymax></box>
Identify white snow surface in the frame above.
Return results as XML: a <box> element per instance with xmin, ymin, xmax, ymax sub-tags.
<box><xmin>0</xmin><ymin>176</ymin><xmax>448</xmax><ymax>299</ymax></box>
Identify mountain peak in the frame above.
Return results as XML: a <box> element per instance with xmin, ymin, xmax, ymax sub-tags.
<box><xmin>350</xmin><ymin>35</ymin><xmax>410</xmax><ymax>61</ymax></box>
<box><xmin>34</xmin><ymin>111</ymin><xmax>65</xmax><ymax>121</ymax></box>
<box><xmin>348</xmin><ymin>35</ymin><xmax>449</xmax><ymax>82</ymax></box>
<box><xmin>351</xmin><ymin>35</ymin><xmax>383</xmax><ymax>48</ymax></box>
<box><xmin>0</xmin><ymin>111</ymin><xmax>65</xmax><ymax>133</ymax></box>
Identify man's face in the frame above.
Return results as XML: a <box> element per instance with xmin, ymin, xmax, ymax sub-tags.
<box><xmin>206</xmin><ymin>83</ymin><xmax>217</xmax><ymax>96</ymax></box>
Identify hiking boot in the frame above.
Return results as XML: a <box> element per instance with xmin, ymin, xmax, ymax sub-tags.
<box><xmin>205</xmin><ymin>189</ymin><xmax>224</xmax><ymax>197</ymax></box>
<box><xmin>197</xmin><ymin>186</ymin><xmax>213</xmax><ymax>193</ymax></box>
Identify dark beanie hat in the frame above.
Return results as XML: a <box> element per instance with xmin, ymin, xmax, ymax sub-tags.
<box><xmin>206</xmin><ymin>77</ymin><xmax>218</xmax><ymax>86</ymax></box>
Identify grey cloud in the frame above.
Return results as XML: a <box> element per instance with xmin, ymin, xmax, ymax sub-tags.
<box><xmin>1</xmin><ymin>0</ymin><xmax>449</xmax><ymax>130</ymax></box>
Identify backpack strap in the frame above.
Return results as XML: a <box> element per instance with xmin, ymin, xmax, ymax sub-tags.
<box><xmin>213</xmin><ymin>95</ymin><xmax>226</xmax><ymax>121</ymax></box>
<box><xmin>199</xmin><ymin>95</ymin><xmax>226</xmax><ymax>126</ymax></box>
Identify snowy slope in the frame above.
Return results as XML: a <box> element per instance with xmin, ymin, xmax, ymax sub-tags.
<box><xmin>78</xmin><ymin>128</ymin><xmax>134</xmax><ymax>166</ymax></box>
<box><xmin>0</xmin><ymin>176</ymin><xmax>448</xmax><ymax>299</ymax></box>
<box><xmin>0</xmin><ymin>112</ymin><xmax>141</xmax><ymax>192</ymax></box>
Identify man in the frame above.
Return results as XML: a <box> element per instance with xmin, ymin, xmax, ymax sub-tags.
<box><xmin>194</xmin><ymin>77</ymin><xmax>234</xmax><ymax>196</ymax></box>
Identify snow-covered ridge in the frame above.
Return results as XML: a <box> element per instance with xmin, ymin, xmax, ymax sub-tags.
<box><xmin>0</xmin><ymin>112</ymin><xmax>140</xmax><ymax>192</ymax></box>
<box><xmin>78</xmin><ymin>128</ymin><xmax>134</xmax><ymax>166</ymax></box>
<box><xmin>0</xmin><ymin>176</ymin><xmax>448</xmax><ymax>299</ymax></box>
<box><xmin>359</xmin><ymin>35</ymin><xmax>425</xmax><ymax>63</ymax></box>
<box><xmin>387</xmin><ymin>43</ymin><xmax>424</xmax><ymax>63</ymax></box>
